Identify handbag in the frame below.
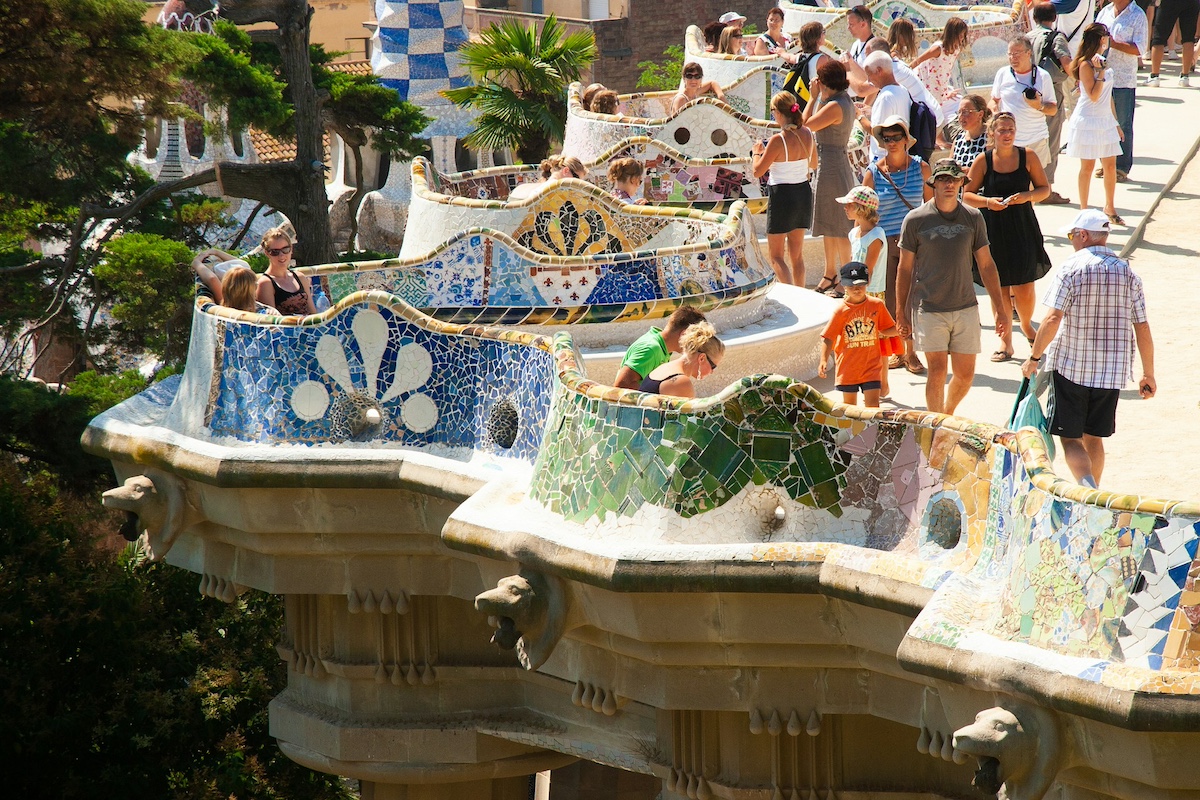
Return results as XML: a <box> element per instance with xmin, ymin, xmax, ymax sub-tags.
<box><xmin>1007</xmin><ymin>375</ymin><xmax>1055</xmax><ymax>459</ymax></box>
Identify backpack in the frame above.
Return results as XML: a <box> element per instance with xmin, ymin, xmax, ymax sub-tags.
<box><xmin>782</xmin><ymin>53</ymin><xmax>818</xmax><ymax>109</ymax></box>
<box><xmin>907</xmin><ymin>95</ymin><xmax>938</xmax><ymax>157</ymax></box>
<box><xmin>1033</xmin><ymin>29</ymin><xmax>1067</xmax><ymax>82</ymax></box>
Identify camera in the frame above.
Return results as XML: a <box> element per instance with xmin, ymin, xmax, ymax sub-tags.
<box><xmin>1023</xmin><ymin>87</ymin><xmax>1039</xmax><ymax>100</ymax></box>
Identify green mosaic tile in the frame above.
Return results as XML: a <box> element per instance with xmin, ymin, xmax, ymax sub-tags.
<box><xmin>799</xmin><ymin>442</ymin><xmax>838</xmax><ymax>485</ymax></box>
<box><xmin>751</xmin><ymin>432</ymin><xmax>791</xmax><ymax>463</ymax></box>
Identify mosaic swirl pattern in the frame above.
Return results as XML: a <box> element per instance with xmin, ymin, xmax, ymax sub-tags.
<box><xmin>563</xmin><ymin>73</ymin><xmax>785</xmax><ymax>163</ymax></box>
<box><xmin>423</xmin><ymin>136</ymin><xmax>767</xmax><ymax>211</ymax></box>
<box><xmin>777</xmin><ymin>0</ymin><xmax>1023</xmax><ymax>85</ymax></box>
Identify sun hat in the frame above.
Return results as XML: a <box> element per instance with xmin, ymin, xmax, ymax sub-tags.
<box><xmin>926</xmin><ymin>158</ymin><xmax>967</xmax><ymax>185</ymax></box>
<box><xmin>839</xmin><ymin>261</ymin><xmax>871</xmax><ymax>286</ymax></box>
<box><xmin>835</xmin><ymin>185</ymin><xmax>880</xmax><ymax>211</ymax></box>
<box><xmin>871</xmin><ymin>115</ymin><xmax>916</xmax><ymax>148</ymax></box>
<box><xmin>1058</xmin><ymin>208</ymin><xmax>1111</xmax><ymax>235</ymax></box>
<box><xmin>719</xmin><ymin>11</ymin><xmax>747</xmax><ymax>24</ymax></box>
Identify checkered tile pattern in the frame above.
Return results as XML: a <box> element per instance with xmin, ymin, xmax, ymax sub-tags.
<box><xmin>371</xmin><ymin>0</ymin><xmax>473</xmax><ymax>134</ymax></box>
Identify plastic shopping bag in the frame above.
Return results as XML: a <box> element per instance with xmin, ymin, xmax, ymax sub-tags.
<box><xmin>1008</xmin><ymin>375</ymin><xmax>1055</xmax><ymax>459</ymax></box>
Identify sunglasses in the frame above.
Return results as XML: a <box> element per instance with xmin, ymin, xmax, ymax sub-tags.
<box><xmin>267</xmin><ymin>245</ymin><xmax>292</xmax><ymax>256</ymax></box>
<box><xmin>684</xmin><ymin>73</ymin><xmax>703</xmax><ymax>80</ymax></box>
<box><xmin>703</xmin><ymin>354</ymin><xmax>717</xmax><ymax>372</ymax></box>
<box><xmin>881</xmin><ymin>133</ymin><xmax>907</xmax><ymax>143</ymax></box>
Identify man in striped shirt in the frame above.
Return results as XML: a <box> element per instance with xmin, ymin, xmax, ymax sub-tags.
<box><xmin>1023</xmin><ymin>210</ymin><xmax>1156</xmax><ymax>488</ymax></box>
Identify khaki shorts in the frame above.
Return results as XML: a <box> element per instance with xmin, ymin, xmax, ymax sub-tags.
<box><xmin>914</xmin><ymin>307</ymin><xmax>982</xmax><ymax>354</ymax></box>
<box><xmin>1025</xmin><ymin>138</ymin><xmax>1051</xmax><ymax>168</ymax></box>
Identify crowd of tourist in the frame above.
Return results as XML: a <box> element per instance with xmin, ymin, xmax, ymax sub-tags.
<box><xmin>607</xmin><ymin>1</ymin><xmax>1165</xmax><ymax>484</ymax></box>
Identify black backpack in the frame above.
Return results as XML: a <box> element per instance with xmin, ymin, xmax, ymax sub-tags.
<box><xmin>907</xmin><ymin>95</ymin><xmax>938</xmax><ymax>158</ymax></box>
<box><xmin>782</xmin><ymin>53</ymin><xmax>818</xmax><ymax>110</ymax></box>
<box><xmin>1034</xmin><ymin>29</ymin><xmax>1068</xmax><ymax>82</ymax></box>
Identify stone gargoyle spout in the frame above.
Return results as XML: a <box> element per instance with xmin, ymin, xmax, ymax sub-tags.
<box><xmin>474</xmin><ymin>569</ymin><xmax>567</xmax><ymax>671</ymax></box>
<box><xmin>102</xmin><ymin>470</ymin><xmax>200</xmax><ymax>561</ymax></box>
<box><xmin>952</xmin><ymin>703</ymin><xmax>1062</xmax><ymax>800</ymax></box>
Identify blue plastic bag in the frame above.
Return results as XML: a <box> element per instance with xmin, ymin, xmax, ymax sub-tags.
<box><xmin>1008</xmin><ymin>376</ymin><xmax>1055</xmax><ymax>459</ymax></box>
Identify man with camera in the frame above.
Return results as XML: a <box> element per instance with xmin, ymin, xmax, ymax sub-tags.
<box><xmin>1022</xmin><ymin>209</ymin><xmax>1156</xmax><ymax>489</ymax></box>
<box><xmin>990</xmin><ymin>38</ymin><xmax>1057</xmax><ymax>167</ymax></box>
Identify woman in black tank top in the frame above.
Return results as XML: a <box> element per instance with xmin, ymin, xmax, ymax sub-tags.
<box><xmin>637</xmin><ymin>322</ymin><xmax>726</xmax><ymax>398</ymax></box>
<box><xmin>255</xmin><ymin>227</ymin><xmax>315</xmax><ymax>316</ymax></box>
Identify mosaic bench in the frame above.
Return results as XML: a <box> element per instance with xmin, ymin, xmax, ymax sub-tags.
<box><xmin>779</xmin><ymin>0</ymin><xmax>1024</xmax><ymax>86</ymax></box>
<box><xmin>420</xmin><ymin>136</ymin><xmax>768</xmax><ymax>213</ymax></box>
<box><xmin>444</xmin><ymin>330</ymin><xmax>1200</xmax><ymax>713</ymax></box>
<box><xmin>563</xmin><ymin>73</ymin><xmax>785</xmax><ymax>164</ymax></box>
<box><xmin>334</xmin><ymin>156</ymin><xmax>774</xmax><ymax>327</ymax></box>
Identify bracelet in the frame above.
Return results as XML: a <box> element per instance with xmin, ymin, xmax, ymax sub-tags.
<box><xmin>1029</xmin><ymin>355</ymin><xmax>1040</xmax><ymax>362</ymax></box>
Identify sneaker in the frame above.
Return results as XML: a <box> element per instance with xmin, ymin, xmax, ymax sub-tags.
<box><xmin>1146</xmin><ymin>75</ymin><xmax>1161</xmax><ymax>87</ymax></box>
<box><xmin>1181</xmin><ymin>75</ymin><xmax>1192</xmax><ymax>87</ymax></box>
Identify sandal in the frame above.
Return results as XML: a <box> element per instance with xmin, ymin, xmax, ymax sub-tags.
<box><xmin>990</xmin><ymin>350</ymin><xmax>1013</xmax><ymax>363</ymax></box>
<box><xmin>1107</xmin><ymin>212</ymin><xmax>1126</xmax><ymax>226</ymax></box>
<box><xmin>888</xmin><ymin>354</ymin><xmax>906</xmax><ymax>370</ymax></box>
<box><xmin>904</xmin><ymin>358</ymin><xmax>927</xmax><ymax>375</ymax></box>
<box><xmin>814</xmin><ymin>275</ymin><xmax>838</xmax><ymax>294</ymax></box>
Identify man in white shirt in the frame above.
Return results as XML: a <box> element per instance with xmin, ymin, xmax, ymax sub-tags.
<box><xmin>1096</xmin><ymin>0</ymin><xmax>1148</xmax><ymax>180</ymax></box>
<box><xmin>846</xmin><ymin>39</ymin><xmax>946</xmax><ymax>128</ymax></box>
<box><xmin>990</xmin><ymin>37</ymin><xmax>1057</xmax><ymax>166</ymax></box>
<box><xmin>845</xmin><ymin>5</ymin><xmax>876</xmax><ymax>65</ymax></box>
<box><xmin>863</xmin><ymin>51</ymin><xmax>912</xmax><ymax>160</ymax></box>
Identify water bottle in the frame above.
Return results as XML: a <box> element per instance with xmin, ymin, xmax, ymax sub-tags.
<box><xmin>312</xmin><ymin>282</ymin><xmax>331</xmax><ymax>312</ymax></box>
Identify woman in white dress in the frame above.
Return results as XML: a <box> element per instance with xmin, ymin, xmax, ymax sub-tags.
<box><xmin>1065</xmin><ymin>23</ymin><xmax>1125</xmax><ymax>225</ymax></box>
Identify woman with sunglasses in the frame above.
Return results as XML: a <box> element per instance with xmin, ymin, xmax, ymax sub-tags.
<box><xmin>718</xmin><ymin>25</ymin><xmax>746</xmax><ymax>55</ymax></box>
<box><xmin>861</xmin><ymin>116</ymin><xmax>932</xmax><ymax>374</ymax></box>
<box><xmin>673</xmin><ymin>64</ymin><xmax>726</xmax><ymax>113</ymax></box>
<box><xmin>508</xmin><ymin>155</ymin><xmax>586</xmax><ymax>200</ymax></box>
<box><xmin>255</xmin><ymin>227</ymin><xmax>316</xmax><ymax>316</ymax></box>
<box><xmin>638</xmin><ymin>321</ymin><xmax>725</xmax><ymax>398</ymax></box>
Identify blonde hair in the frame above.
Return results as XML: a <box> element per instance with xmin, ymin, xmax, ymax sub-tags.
<box><xmin>607</xmin><ymin>157</ymin><xmax>643</xmax><ymax>185</ymax></box>
<box><xmin>679</xmin><ymin>321</ymin><xmax>725</xmax><ymax>360</ymax></box>
<box><xmin>260</xmin><ymin>225</ymin><xmax>292</xmax><ymax>249</ymax></box>
<box><xmin>855</xmin><ymin>204</ymin><xmax>880</xmax><ymax>228</ymax></box>
<box><xmin>540</xmin><ymin>155</ymin><xmax>585</xmax><ymax>180</ymax></box>
<box><xmin>771</xmin><ymin>91</ymin><xmax>803</xmax><ymax>127</ymax></box>
<box><xmin>719</xmin><ymin>25</ymin><xmax>742</xmax><ymax>55</ymax></box>
<box><xmin>221</xmin><ymin>266</ymin><xmax>258</xmax><ymax>312</ymax></box>
<box><xmin>888</xmin><ymin>18</ymin><xmax>917</xmax><ymax>62</ymax></box>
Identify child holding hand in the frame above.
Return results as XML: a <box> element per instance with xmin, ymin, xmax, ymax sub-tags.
<box><xmin>818</xmin><ymin>261</ymin><xmax>899</xmax><ymax>408</ymax></box>
<box><xmin>837</xmin><ymin>185</ymin><xmax>892</xmax><ymax>397</ymax></box>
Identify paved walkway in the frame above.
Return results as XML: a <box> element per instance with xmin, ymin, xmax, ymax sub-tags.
<box><xmin>807</xmin><ymin>79</ymin><xmax>1200</xmax><ymax>501</ymax></box>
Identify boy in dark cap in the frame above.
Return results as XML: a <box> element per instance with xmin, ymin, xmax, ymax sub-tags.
<box><xmin>818</xmin><ymin>261</ymin><xmax>900</xmax><ymax>408</ymax></box>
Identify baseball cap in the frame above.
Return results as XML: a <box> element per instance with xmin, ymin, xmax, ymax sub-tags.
<box><xmin>1059</xmin><ymin>208</ymin><xmax>1111</xmax><ymax>235</ymax></box>
<box><xmin>719</xmin><ymin>11</ymin><xmax>747</xmax><ymax>24</ymax></box>
<box><xmin>835</xmin><ymin>185</ymin><xmax>879</xmax><ymax>211</ymax></box>
<box><xmin>926</xmin><ymin>158</ymin><xmax>966</xmax><ymax>185</ymax></box>
<box><xmin>839</xmin><ymin>261</ymin><xmax>870</xmax><ymax>286</ymax></box>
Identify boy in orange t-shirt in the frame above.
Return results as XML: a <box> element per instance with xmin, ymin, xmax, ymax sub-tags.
<box><xmin>818</xmin><ymin>261</ymin><xmax>899</xmax><ymax>408</ymax></box>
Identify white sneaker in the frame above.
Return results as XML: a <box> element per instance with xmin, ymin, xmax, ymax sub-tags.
<box><xmin>1181</xmin><ymin>75</ymin><xmax>1192</xmax><ymax>87</ymax></box>
<box><xmin>1146</xmin><ymin>75</ymin><xmax>1161</xmax><ymax>87</ymax></box>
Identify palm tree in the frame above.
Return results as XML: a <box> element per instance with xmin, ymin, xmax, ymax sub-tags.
<box><xmin>443</xmin><ymin>15</ymin><xmax>596</xmax><ymax>164</ymax></box>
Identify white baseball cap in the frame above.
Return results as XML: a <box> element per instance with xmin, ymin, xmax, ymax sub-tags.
<box><xmin>719</xmin><ymin>11</ymin><xmax>747</xmax><ymax>24</ymax></box>
<box><xmin>1059</xmin><ymin>208</ymin><xmax>1111</xmax><ymax>235</ymax></box>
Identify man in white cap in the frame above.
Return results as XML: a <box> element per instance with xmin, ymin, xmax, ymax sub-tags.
<box><xmin>1022</xmin><ymin>209</ymin><xmax>1156</xmax><ymax>488</ymax></box>
<box><xmin>860</xmin><ymin>53</ymin><xmax>911</xmax><ymax>160</ymax></box>
<box><xmin>718</xmin><ymin>11</ymin><xmax>747</xmax><ymax>27</ymax></box>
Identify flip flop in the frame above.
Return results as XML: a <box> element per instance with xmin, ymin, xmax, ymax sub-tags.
<box><xmin>888</xmin><ymin>354</ymin><xmax>906</xmax><ymax>370</ymax></box>
<box><xmin>904</xmin><ymin>359</ymin><xmax>927</xmax><ymax>375</ymax></box>
<box><xmin>990</xmin><ymin>350</ymin><xmax>1013</xmax><ymax>363</ymax></box>
<box><xmin>1107</xmin><ymin>213</ymin><xmax>1126</xmax><ymax>225</ymax></box>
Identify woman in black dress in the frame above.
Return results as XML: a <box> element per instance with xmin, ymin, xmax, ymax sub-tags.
<box><xmin>962</xmin><ymin>112</ymin><xmax>1052</xmax><ymax>361</ymax></box>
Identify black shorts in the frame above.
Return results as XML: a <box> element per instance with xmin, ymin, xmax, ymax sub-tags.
<box><xmin>836</xmin><ymin>380</ymin><xmax>882</xmax><ymax>393</ymax></box>
<box><xmin>766</xmin><ymin>180</ymin><xmax>813</xmax><ymax>234</ymax></box>
<box><xmin>1152</xmin><ymin>0</ymin><xmax>1200</xmax><ymax>46</ymax></box>
<box><xmin>1049</xmin><ymin>372</ymin><xmax>1120</xmax><ymax>439</ymax></box>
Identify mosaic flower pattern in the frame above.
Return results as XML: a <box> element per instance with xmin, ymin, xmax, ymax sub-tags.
<box><xmin>515</xmin><ymin>200</ymin><xmax>624</xmax><ymax>257</ymax></box>
<box><xmin>205</xmin><ymin>299</ymin><xmax>554</xmax><ymax>459</ymax></box>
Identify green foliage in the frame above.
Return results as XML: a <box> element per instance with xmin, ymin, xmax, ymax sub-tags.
<box><xmin>636</xmin><ymin>44</ymin><xmax>685</xmax><ymax>91</ymax></box>
<box><xmin>338</xmin><ymin>249</ymin><xmax>393</xmax><ymax>262</ymax></box>
<box><xmin>93</xmin><ymin>234</ymin><xmax>197</xmax><ymax>364</ymax></box>
<box><xmin>0</xmin><ymin>462</ymin><xmax>354</xmax><ymax>799</ymax></box>
<box><xmin>68</xmin><ymin>369</ymin><xmax>151</xmax><ymax>417</ymax></box>
<box><xmin>185</xmin><ymin>22</ymin><xmax>291</xmax><ymax>136</ymax></box>
<box><xmin>443</xmin><ymin>15</ymin><xmax>597</xmax><ymax>163</ymax></box>
<box><xmin>315</xmin><ymin>51</ymin><xmax>431</xmax><ymax>160</ymax></box>
<box><xmin>0</xmin><ymin>377</ymin><xmax>115</xmax><ymax>489</ymax></box>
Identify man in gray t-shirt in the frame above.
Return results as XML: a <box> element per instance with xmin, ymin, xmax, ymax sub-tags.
<box><xmin>896</xmin><ymin>159</ymin><xmax>1008</xmax><ymax>415</ymax></box>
